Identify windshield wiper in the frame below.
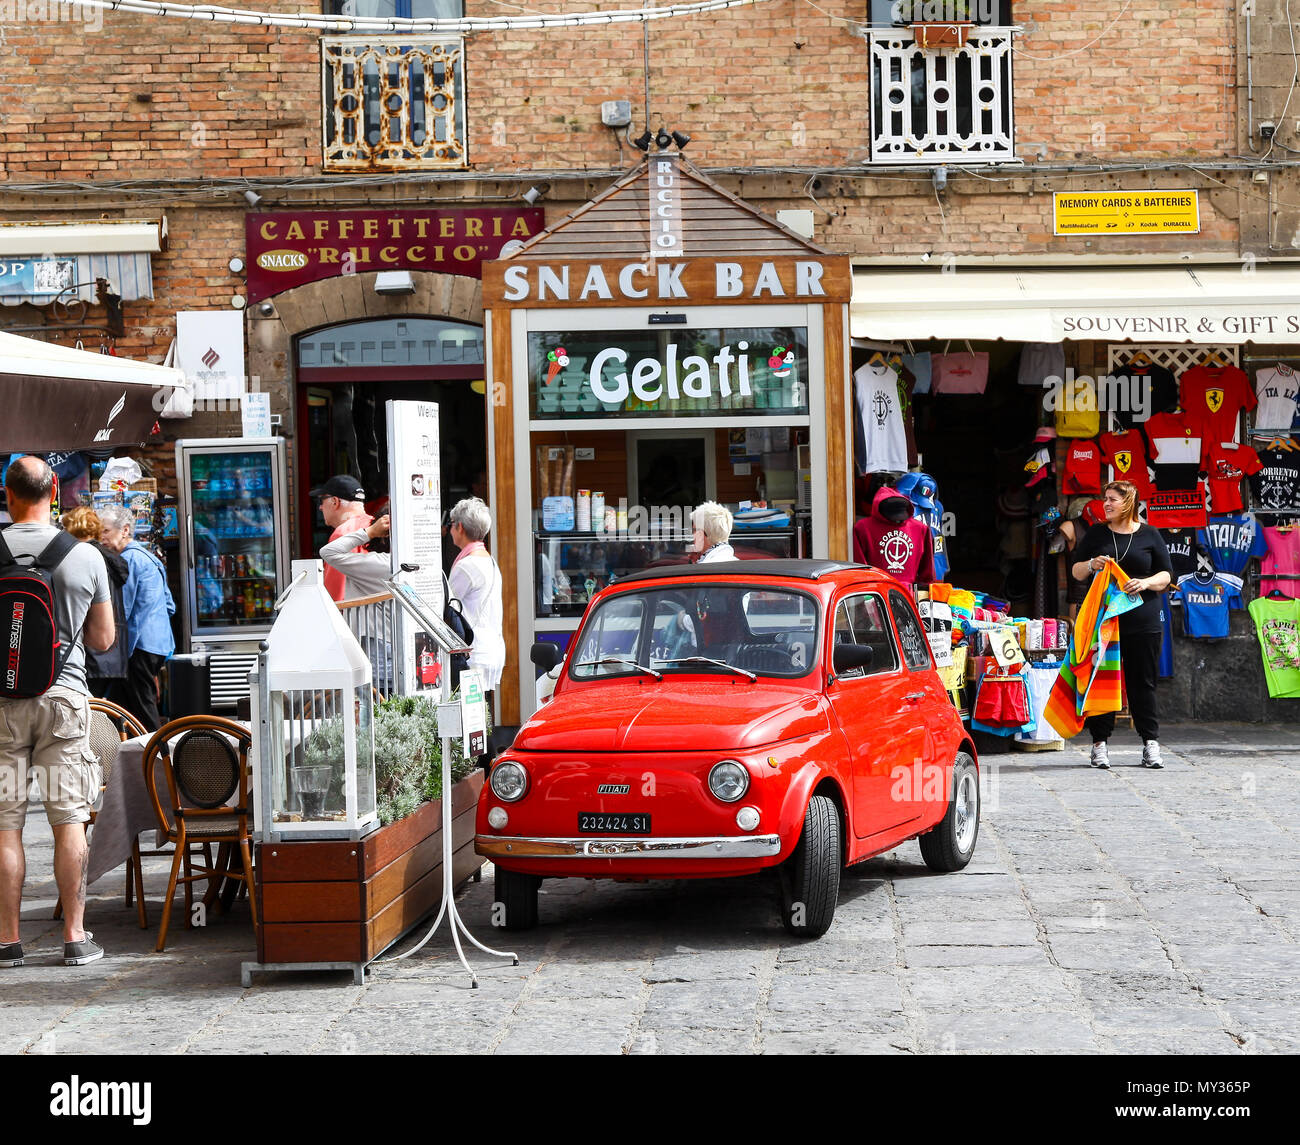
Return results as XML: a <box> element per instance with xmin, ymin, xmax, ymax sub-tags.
<box><xmin>574</xmin><ymin>657</ymin><xmax>662</xmax><ymax>679</ymax></box>
<box><xmin>655</xmin><ymin>656</ymin><xmax>757</xmax><ymax>682</ymax></box>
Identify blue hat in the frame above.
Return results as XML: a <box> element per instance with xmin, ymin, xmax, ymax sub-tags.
<box><xmin>896</xmin><ymin>471</ymin><xmax>938</xmax><ymax>510</ymax></box>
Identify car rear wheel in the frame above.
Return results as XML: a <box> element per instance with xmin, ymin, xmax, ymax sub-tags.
<box><xmin>494</xmin><ymin>866</ymin><xmax>540</xmax><ymax>930</ymax></box>
<box><xmin>780</xmin><ymin>794</ymin><xmax>841</xmax><ymax>938</ymax></box>
<box><xmin>919</xmin><ymin>753</ymin><xmax>979</xmax><ymax>872</ymax></box>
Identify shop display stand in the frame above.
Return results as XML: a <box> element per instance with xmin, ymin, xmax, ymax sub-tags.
<box><xmin>378</xmin><ymin>568</ymin><xmax>517</xmax><ymax>988</ymax></box>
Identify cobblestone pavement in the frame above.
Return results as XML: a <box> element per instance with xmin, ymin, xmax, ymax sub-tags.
<box><xmin>4</xmin><ymin>722</ymin><xmax>1298</xmax><ymax>1055</ymax></box>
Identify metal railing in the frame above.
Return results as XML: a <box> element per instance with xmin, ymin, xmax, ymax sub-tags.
<box><xmin>866</xmin><ymin>26</ymin><xmax>1016</xmax><ymax>164</ymax></box>
<box><xmin>337</xmin><ymin>591</ymin><xmax>398</xmax><ymax>700</ymax></box>
<box><xmin>321</xmin><ymin>35</ymin><xmax>467</xmax><ymax>171</ymax></box>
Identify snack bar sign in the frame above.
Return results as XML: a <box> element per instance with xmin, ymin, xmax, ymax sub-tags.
<box><xmin>245</xmin><ymin>208</ymin><xmax>545</xmax><ymax>302</ymax></box>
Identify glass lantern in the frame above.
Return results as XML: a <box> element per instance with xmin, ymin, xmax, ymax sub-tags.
<box><xmin>251</xmin><ymin>559</ymin><xmax>378</xmax><ymax>840</ymax></box>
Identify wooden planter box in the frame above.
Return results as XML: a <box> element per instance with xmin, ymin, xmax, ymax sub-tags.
<box><xmin>910</xmin><ymin>22</ymin><xmax>973</xmax><ymax>49</ymax></box>
<box><xmin>255</xmin><ymin>770</ymin><xmax>484</xmax><ymax>967</ymax></box>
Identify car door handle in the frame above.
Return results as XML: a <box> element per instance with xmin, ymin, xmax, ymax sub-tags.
<box><xmin>903</xmin><ymin>690</ymin><xmax>926</xmax><ymax>702</ymax></box>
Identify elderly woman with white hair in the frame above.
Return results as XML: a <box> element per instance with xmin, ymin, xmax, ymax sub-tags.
<box><xmin>690</xmin><ymin>500</ymin><xmax>735</xmax><ymax>563</ymax></box>
<box><xmin>447</xmin><ymin>496</ymin><xmax>505</xmax><ymax>692</ymax></box>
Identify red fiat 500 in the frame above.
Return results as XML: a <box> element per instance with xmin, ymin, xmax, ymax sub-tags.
<box><xmin>477</xmin><ymin>560</ymin><xmax>978</xmax><ymax>937</ymax></box>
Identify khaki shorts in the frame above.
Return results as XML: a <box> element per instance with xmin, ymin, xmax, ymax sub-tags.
<box><xmin>0</xmin><ymin>686</ymin><xmax>101</xmax><ymax>830</ymax></box>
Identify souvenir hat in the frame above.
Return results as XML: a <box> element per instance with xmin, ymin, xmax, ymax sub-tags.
<box><xmin>896</xmin><ymin>471</ymin><xmax>939</xmax><ymax>511</ymax></box>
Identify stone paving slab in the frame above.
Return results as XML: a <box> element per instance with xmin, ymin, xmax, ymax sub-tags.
<box><xmin>3</xmin><ymin>723</ymin><xmax>1299</xmax><ymax>1054</ymax></box>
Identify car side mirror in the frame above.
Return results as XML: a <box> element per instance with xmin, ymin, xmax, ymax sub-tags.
<box><xmin>832</xmin><ymin>643</ymin><xmax>874</xmax><ymax>675</ymax></box>
<box><xmin>531</xmin><ymin>642</ymin><xmax>562</xmax><ymax>672</ymax></box>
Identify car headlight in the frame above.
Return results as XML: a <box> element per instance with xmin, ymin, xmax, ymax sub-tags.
<box><xmin>708</xmin><ymin>760</ymin><xmax>750</xmax><ymax>803</ymax></box>
<box><xmin>490</xmin><ymin>760</ymin><xmax>529</xmax><ymax>802</ymax></box>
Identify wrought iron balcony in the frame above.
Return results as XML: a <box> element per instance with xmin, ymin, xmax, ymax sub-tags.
<box><xmin>322</xmin><ymin>35</ymin><xmax>467</xmax><ymax>171</ymax></box>
<box><xmin>866</xmin><ymin>26</ymin><xmax>1016</xmax><ymax>165</ymax></box>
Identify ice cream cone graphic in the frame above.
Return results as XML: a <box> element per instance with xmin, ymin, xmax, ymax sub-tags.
<box><xmin>546</xmin><ymin>347</ymin><xmax>569</xmax><ymax>386</ymax></box>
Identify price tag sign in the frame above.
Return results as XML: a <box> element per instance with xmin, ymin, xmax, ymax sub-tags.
<box><xmin>460</xmin><ymin>669</ymin><xmax>487</xmax><ymax>757</ymax></box>
<box><xmin>927</xmin><ymin>631</ymin><xmax>953</xmax><ymax>667</ymax></box>
<box><xmin>990</xmin><ymin>626</ymin><xmax>1025</xmax><ymax>668</ymax></box>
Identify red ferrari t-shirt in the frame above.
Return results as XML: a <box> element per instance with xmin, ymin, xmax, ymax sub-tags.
<box><xmin>1062</xmin><ymin>439</ymin><xmax>1103</xmax><ymax>494</ymax></box>
<box><xmin>1179</xmin><ymin>364</ymin><xmax>1256</xmax><ymax>445</ymax></box>
<box><xmin>1203</xmin><ymin>442</ymin><xmax>1263</xmax><ymax>515</ymax></box>
<box><xmin>1099</xmin><ymin>429</ymin><xmax>1154</xmax><ymax>497</ymax></box>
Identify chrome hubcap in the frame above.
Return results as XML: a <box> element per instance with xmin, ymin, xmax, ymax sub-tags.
<box><xmin>954</xmin><ymin>771</ymin><xmax>977</xmax><ymax>853</ymax></box>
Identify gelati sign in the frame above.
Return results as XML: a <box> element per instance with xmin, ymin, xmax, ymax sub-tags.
<box><xmin>244</xmin><ymin>208</ymin><xmax>545</xmax><ymax>302</ymax></box>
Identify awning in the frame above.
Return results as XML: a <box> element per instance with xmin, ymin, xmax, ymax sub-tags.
<box><xmin>851</xmin><ymin>264</ymin><xmax>1300</xmax><ymax>345</ymax></box>
<box><xmin>0</xmin><ymin>219</ymin><xmax>164</xmax><ymax>305</ymax></box>
<box><xmin>0</xmin><ymin>330</ymin><xmax>184</xmax><ymax>452</ymax></box>
<box><xmin>0</xmin><ymin>219</ymin><xmax>166</xmax><ymax>256</ymax></box>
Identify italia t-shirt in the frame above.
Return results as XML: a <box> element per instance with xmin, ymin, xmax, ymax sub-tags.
<box><xmin>1160</xmin><ymin>527</ymin><xmax>1203</xmax><ymax>586</ymax></box>
<box><xmin>1179</xmin><ymin>364</ymin><xmax>1256</xmax><ymax>444</ymax></box>
<box><xmin>1098</xmin><ymin>429</ymin><xmax>1153</xmax><ymax>497</ymax></box>
<box><xmin>1198</xmin><ymin>513</ymin><xmax>1267</xmax><ymax>577</ymax></box>
<box><xmin>1248</xmin><ymin>596</ymin><xmax>1300</xmax><ymax>698</ymax></box>
<box><xmin>854</xmin><ymin>362</ymin><xmax>908</xmax><ymax>473</ymax></box>
<box><xmin>1062</xmin><ymin>439</ymin><xmax>1103</xmax><ymax>495</ymax></box>
<box><xmin>1202</xmin><ymin>442</ymin><xmax>1263</xmax><ymax>515</ymax></box>
<box><xmin>1255</xmin><ymin>364</ymin><xmax>1300</xmax><ymax>433</ymax></box>
<box><xmin>1174</xmin><ymin>570</ymin><xmax>1243</xmax><ymax>639</ymax></box>
<box><xmin>1249</xmin><ymin>447</ymin><xmax>1300</xmax><ymax>522</ymax></box>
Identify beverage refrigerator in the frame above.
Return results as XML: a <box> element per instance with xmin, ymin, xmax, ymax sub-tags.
<box><xmin>176</xmin><ymin>437</ymin><xmax>291</xmax><ymax>709</ymax></box>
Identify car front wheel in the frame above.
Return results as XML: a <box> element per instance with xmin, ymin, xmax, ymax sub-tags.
<box><xmin>919</xmin><ymin>752</ymin><xmax>979</xmax><ymax>872</ymax></box>
<box><xmin>494</xmin><ymin>866</ymin><xmax>540</xmax><ymax>930</ymax></box>
<box><xmin>780</xmin><ymin>794</ymin><xmax>841</xmax><ymax>938</ymax></box>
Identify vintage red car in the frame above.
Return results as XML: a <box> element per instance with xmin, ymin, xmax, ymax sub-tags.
<box><xmin>476</xmin><ymin>559</ymin><xmax>979</xmax><ymax>937</ymax></box>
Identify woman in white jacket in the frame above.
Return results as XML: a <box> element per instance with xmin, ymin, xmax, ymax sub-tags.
<box><xmin>447</xmin><ymin>497</ymin><xmax>506</xmax><ymax>691</ymax></box>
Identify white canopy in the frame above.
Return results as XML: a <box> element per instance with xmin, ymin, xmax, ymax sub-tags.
<box><xmin>0</xmin><ymin>329</ymin><xmax>183</xmax><ymax>452</ymax></box>
<box><xmin>851</xmin><ymin>264</ymin><xmax>1300</xmax><ymax>345</ymax></box>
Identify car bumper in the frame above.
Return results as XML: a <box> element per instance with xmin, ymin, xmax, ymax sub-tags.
<box><xmin>476</xmin><ymin>833</ymin><xmax>782</xmax><ymax>860</ymax></box>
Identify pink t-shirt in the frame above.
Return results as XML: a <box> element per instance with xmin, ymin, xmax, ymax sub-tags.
<box><xmin>1261</xmin><ymin>526</ymin><xmax>1300</xmax><ymax>599</ymax></box>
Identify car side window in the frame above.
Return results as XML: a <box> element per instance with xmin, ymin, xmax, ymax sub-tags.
<box><xmin>889</xmin><ymin>590</ymin><xmax>933</xmax><ymax>672</ymax></box>
<box><xmin>832</xmin><ymin>592</ymin><xmax>897</xmax><ymax>680</ymax></box>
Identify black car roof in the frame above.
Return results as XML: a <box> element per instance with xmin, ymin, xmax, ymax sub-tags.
<box><xmin>616</xmin><ymin>559</ymin><xmax>869</xmax><ymax>584</ymax></box>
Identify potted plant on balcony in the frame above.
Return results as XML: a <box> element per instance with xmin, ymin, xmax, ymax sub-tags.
<box><xmin>896</xmin><ymin>0</ymin><xmax>976</xmax><ymax>49</ymax></box>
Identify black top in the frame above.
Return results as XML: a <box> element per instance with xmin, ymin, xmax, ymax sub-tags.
<box><xmin>1074</xmin><ymin>522</ymin><xmax>1173</xmax><ymax>634</ymax></box>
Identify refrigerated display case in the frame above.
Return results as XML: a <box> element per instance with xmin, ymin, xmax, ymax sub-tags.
<box><xmin>177</xmin><ymin>438</ymin><xmax>291</xmax><ymax>708</ymax></box>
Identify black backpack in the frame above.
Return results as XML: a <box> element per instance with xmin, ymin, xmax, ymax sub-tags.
<box><xmin>0</xmin><ymin>529</ymin><xmax>80</xmax><ymax>698</ymax></box>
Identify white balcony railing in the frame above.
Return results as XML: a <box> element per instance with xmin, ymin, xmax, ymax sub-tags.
<box><xmin>866</xmin><ymin>27</ymin><xmax>1016</xmax><ymax>164</ymax></box>
<box><xmin>322</xmin><ymin>35</ymin><xmax>467</xmax><ymax>171</ymax></box>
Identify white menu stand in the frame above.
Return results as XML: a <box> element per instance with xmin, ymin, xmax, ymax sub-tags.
<box><xmin>379</xmin><ymin>571</ymin><xmax>517</xmax><ymax>987</ymax></box>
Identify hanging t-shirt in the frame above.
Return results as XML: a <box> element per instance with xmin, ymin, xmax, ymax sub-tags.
<box><xmin>1173</xmin><ymin>570</ymin><xmax>1243</xmax><ymax>638</ymax></box>
<box><xmin>1055</xmin><ymin>375</ymin><xmax>1099</xmax><ymax>437</ymax></box>
<box><xmin>1260</xmin><ymin>525</ymin><xmax>1300</xmax><ymax>598</ymax></box>
<box><xmin>1248</xmin><ymin>596</ymin><xmax>1300</xmax><ymax>698</ymax></box>
<box><xmin>1017</xmin><ymin>343</ymin><xmax>1066</xmax><ymax>388</ymax></box>
<box><xmin>1062</xmin><ymin>439</ymin><xmax>1103</xmax><ymax>494</ymax></box>
<box><xmin>1112</xmin><ymin>358</ymin><xmax>1180</xmax><ymax>430</ymax></box>
<box><xmin>1143</xmin><ymin>410</ymin><xmax>1203</xmax><ymax>491</ymax></box>
<box><xmin>1254</xmin><ymin>364</ymin><xmax>1300</xmax><ymax>433</ymax></box>
<box><xmin>1160</xmin><ymin>528</ymin><xmax>1203</xmax><ymax>587</ymax></box>
<box><xmin>1179</xmin><ymin>363</ymin><xmax>1256</xmax><ymax>444</ymax></box>
<box><xmin>1202</xmin><ymin>442</ymin><xmax>1263</xmax><ymax>515</ymax></box>
<box><xmin>854</xmin><ymin>362</ymin><xmax>909</xmax><ymax>473</ymax></box>
<box><xmin>1098</xmin><ymin>429</ymin><xmax>1154</xmax><ymax>497</ymax></box>
<box><xmin>900</xmin><ymin>352</ymin><xmax>932</xmax><ymax>396</ymax></box>
<box><xmin>1198</xmin><ymin>513</ymin><xmax>1267</xmax><ymax>577</ymax></box>
<box><xmin>1248</xmin><ymin>447</ymin><xmax>1300</xmax><ymax>521</ymax></box>
<box><xmin>932</xmin><ymin>352</ymin><xmax>989</xmax><ymax>395</ymax></box>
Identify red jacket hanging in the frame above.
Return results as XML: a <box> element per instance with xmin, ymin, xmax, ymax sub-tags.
<box><xmin>853</xmin><ymin>485</ymin><xmax>936</xmax><ymax>587</ymax></box>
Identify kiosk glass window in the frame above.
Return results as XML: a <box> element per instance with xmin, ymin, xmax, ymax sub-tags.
<box><xmin>528</xmin><ymin>327</ymin><xmax>808</xmax><ymax>419</ymax></box>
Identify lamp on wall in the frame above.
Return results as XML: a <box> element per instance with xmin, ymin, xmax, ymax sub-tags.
<box><xmin>522</xmin><ymin>185</ymin><xmax>545</xmax><ymax>206</ymax></box>
<box><xmin>243</xmin><ymin>190</ymin><xmax>264</xmax><ymax>208</ymax></box>
<box><xmin>633</xmin><ymin>129</ymin><xmax>654</xmax><ymax>152</ymax></box>
<box><xmin>374</xmin><ymin>270</ymin><xmax>416</xmax><ymax>295</ymax></box>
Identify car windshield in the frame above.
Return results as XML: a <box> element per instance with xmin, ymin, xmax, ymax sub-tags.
<box><xmin>570</xmin><ymin>584</ymin><xmax>820</xmax><ymax>680</ymax></box>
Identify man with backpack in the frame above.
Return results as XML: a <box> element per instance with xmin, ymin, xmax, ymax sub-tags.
<box><xmin>0</xmin><ymin>456</ymin><xmax>115</xmax><ymax>968</ymax></box>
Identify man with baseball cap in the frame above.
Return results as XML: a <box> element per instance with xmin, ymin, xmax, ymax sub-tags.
<box><xmin>310</xmin><ymin>474</ymin><xmax>372</xmax><ymax>602</ymax></box>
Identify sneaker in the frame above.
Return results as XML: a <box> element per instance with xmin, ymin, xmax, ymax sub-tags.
<box><xmin>1089</xmin><ymin>742</ymin><xmax>1110</xmax><ymax>769</ymax></box>
<box><xmin>63</xmin><ymin>932</ymin><xmax>103</xmax><ymax>966</ymax></box>
<box><xmin>0</xmin><ymin>941</ymin><xmax>23</xmax><ymax>968</ymax></box>
<box><xmin>1141</xmin><ymin>741</ymin><xmax>1164</xmax><ymax>769</ymax></box>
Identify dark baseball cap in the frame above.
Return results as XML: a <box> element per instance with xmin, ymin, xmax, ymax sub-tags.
<box><xmin>310</xmin><ymin>474</ymin><xmax>365</xmax><ymax>502</ymax></box>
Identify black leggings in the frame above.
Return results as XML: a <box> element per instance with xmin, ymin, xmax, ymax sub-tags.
<box><xmin>1087</xmin><ymin>629</ymin><xmax>1162</xmax><ymax>744</ymax></box>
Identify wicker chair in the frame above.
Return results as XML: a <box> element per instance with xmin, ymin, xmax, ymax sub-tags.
<box><xmin>54</xmin><ymin>697</ymin><xmax>148</xmax><ymax>924</ymax></box>
<box><xmin>142</xmin><ymin>714</ymin><xmax>257</xmax><ymax>953</ymax></box>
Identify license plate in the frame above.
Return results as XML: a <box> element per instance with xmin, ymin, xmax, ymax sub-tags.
<box><xmin>578</xmin><ymin>812</ymin><xmax>650</xmax><ymax>833</ymax></box>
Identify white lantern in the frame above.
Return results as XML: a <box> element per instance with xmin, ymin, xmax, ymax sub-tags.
<box><xmin>251</xmin><ymin>560</ymin><xmax>377</xmax><ymax>840</ymax></box>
